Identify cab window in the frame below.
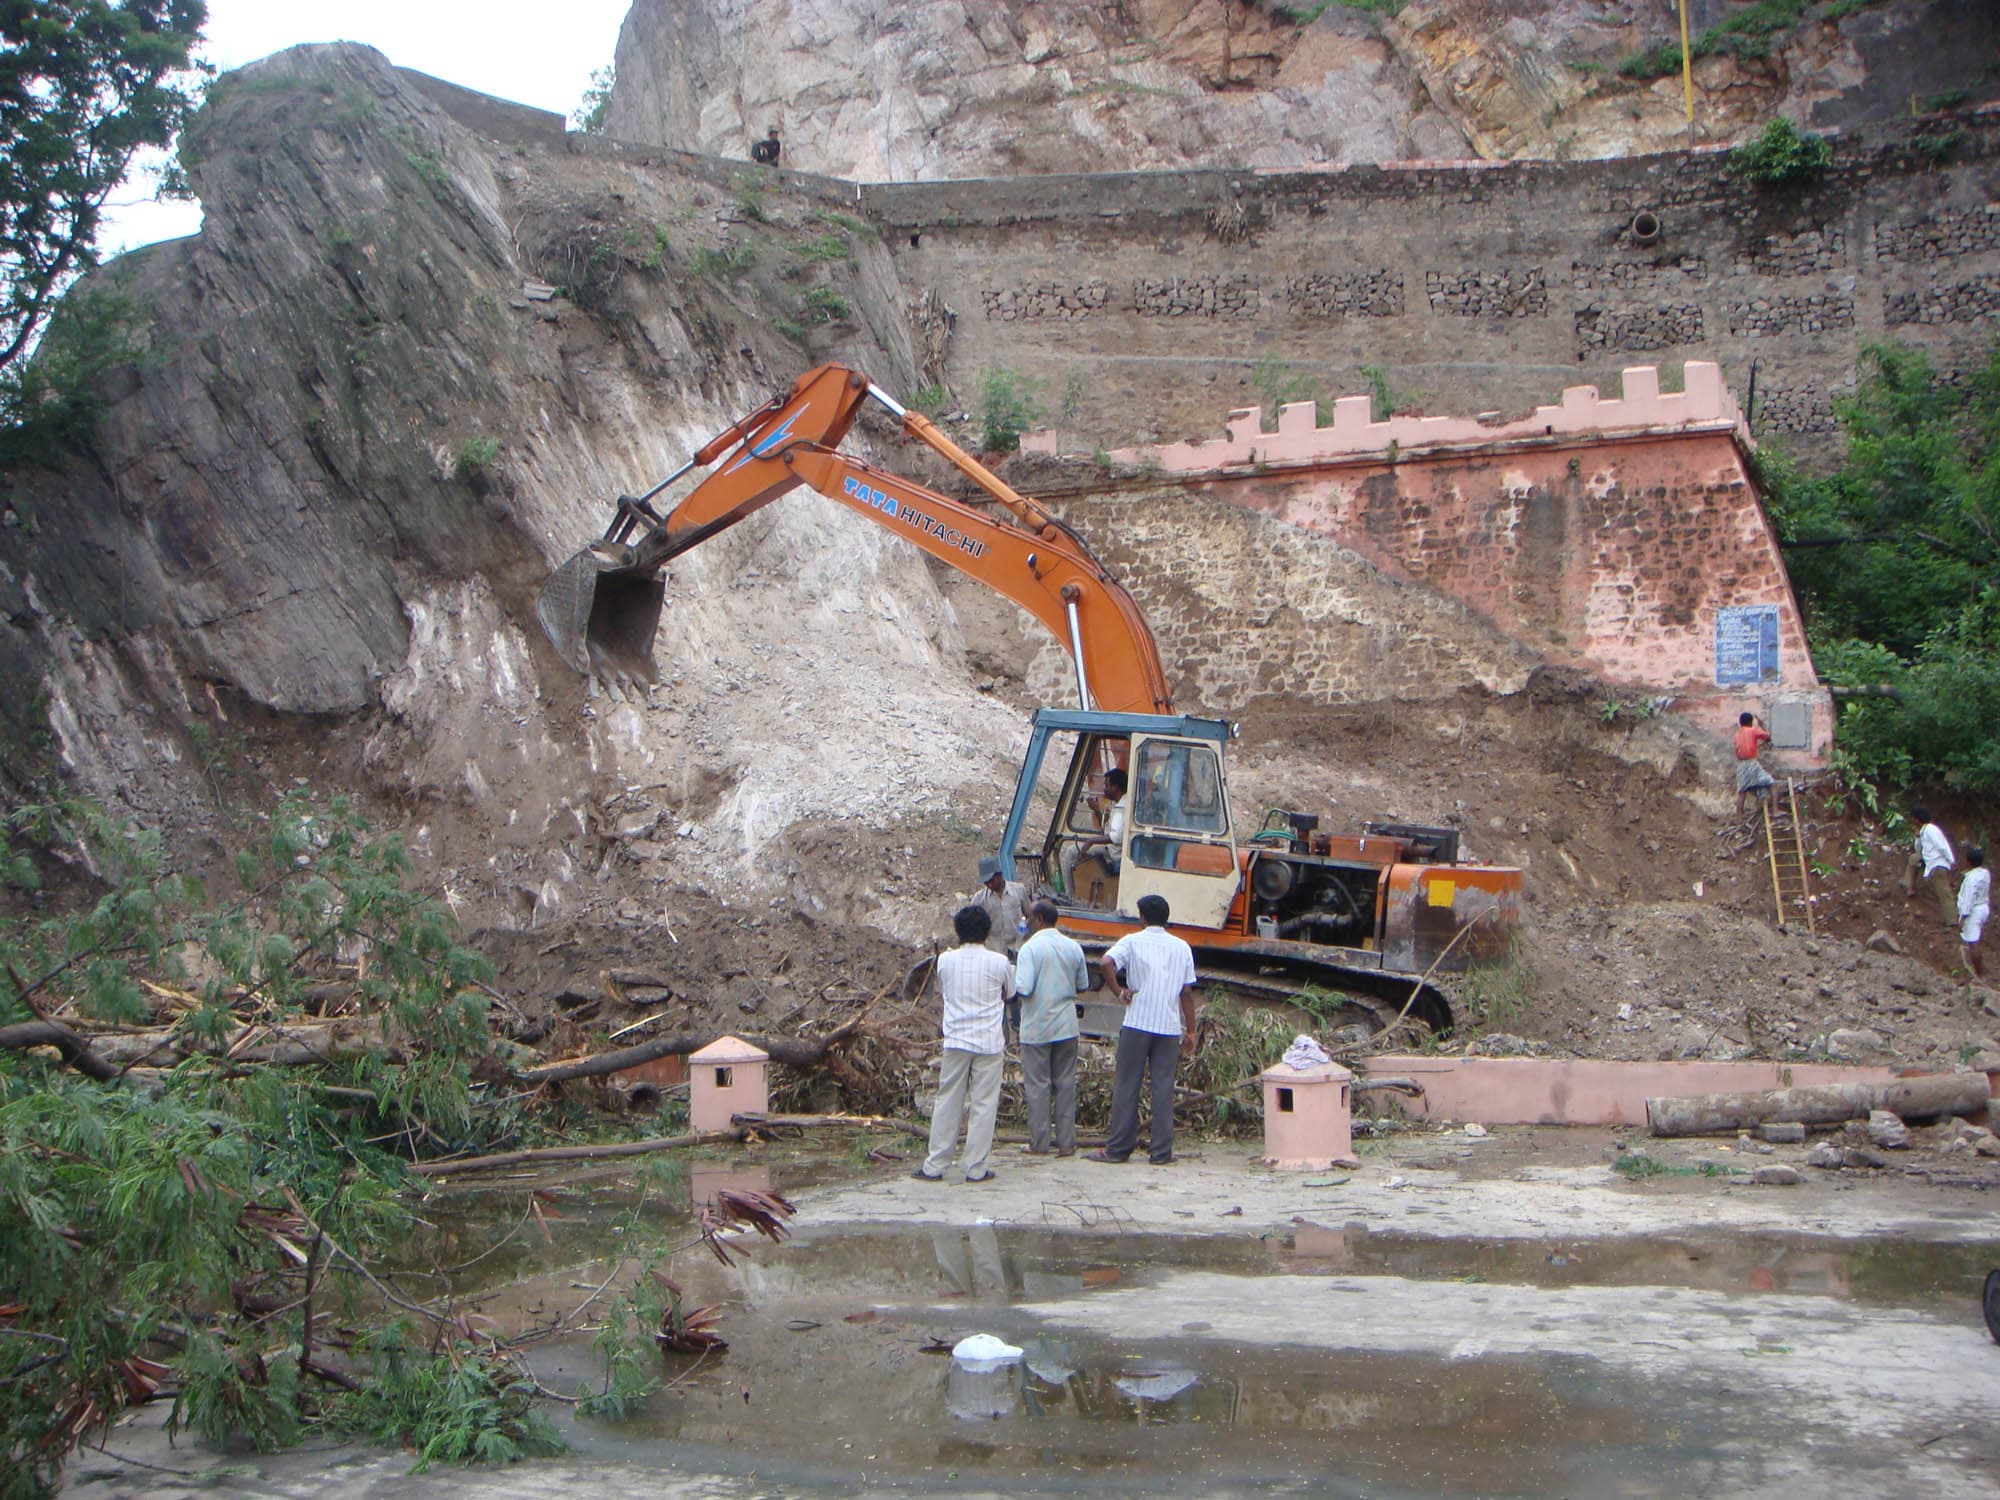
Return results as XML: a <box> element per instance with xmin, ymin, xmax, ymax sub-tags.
<box><xmin>1131</xmin><ymin>741</ymin><xmax>1225</xmax><ymax>835</ymax></box>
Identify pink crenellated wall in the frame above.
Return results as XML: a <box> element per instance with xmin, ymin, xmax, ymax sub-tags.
<box><xmin>1027</xmin><ymin>364</ymin><xmax>1832</xmax><ymax>763</ymax></box>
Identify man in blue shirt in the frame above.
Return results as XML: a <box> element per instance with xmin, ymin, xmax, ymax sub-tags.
<box><xmin>1087</xmin><ymin>894</ymin><xmax>1199</xmax><ymax>1166</ymax></box>
<box><xmin>1012</xmin><ymin>900</ymin><xmax>1089</xmax><ymax>1155</ymax></box>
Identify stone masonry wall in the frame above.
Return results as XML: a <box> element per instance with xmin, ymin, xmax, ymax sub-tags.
<box><xmin>862</xmin><ymin>113</ymin><xmax>2000</xmax><ymax>455</ymax></box>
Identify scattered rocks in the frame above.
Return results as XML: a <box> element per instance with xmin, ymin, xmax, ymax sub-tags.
<box><xmin>1751</xmin><ymin>1164</ymin><xmax>1803</xmax><ymax>1186</ymax></box>
<box><xmin>1467</xmin><ymin>1033</ymin><xmax>1539</xmax><ymax>1057</ymax></box>
<box><xmin>1863</xmin><ymin>929</ymin><xmax>1903</xmax><ymax>955</ymax></box>
<box><xmin>1866</xmin><ymin>1109</ymin><xmax>1912</xmax><ymax>1149</ymax></box>
<box><xmin>1805</xmin><ymin>1141</ymin><xmax>1844</xmax><ymax>1169</ymax></box>
<box><xmin>1757</xmin><ymin>1121</ymin><xmax>1807</xmax><ymax>1144</ymax></box>
<box><xmin>1826</xmin><ymin>1027</ymin><xmax>1885</xmax><ymax>1060</ymax></box>
<box><xmin>1842</xmin><ymin>1146</ymin><xmax>1891</xmax><ymax>1169</ymax></box>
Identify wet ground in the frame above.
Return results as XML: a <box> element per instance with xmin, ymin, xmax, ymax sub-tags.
<box><xmin>65</xmin><ymin>1130</ymin><xmax>2000</xmax><ymax>1499</ymax></box>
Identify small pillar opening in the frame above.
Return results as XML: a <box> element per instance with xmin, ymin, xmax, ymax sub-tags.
<box><xmin>1277</xmin><ymin>1086</ymin><xmax>1295</xmax><ymax>1112</ymax></box>
<box><xmin>715</xmin><ymin>1066</ymin><xmax>733</xmax><ymax>1088</ymax></box>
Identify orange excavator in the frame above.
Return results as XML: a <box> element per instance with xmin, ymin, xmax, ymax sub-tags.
<box><xmin>539</xmin><ymin>364</ymin><xmax>1519</xmax><ymax>1032</ymax></box>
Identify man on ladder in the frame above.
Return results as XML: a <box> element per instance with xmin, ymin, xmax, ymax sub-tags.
<box><xmin>1733</xmin><ymin>711</ymin><xmax>1775</xmax><ymax>819</ymax></box>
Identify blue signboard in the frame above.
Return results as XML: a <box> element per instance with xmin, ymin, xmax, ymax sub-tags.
<box><xmin>1715</xmin><ymin>604</ymin><xmax>1780</xmax><ymax>686</ymax></box>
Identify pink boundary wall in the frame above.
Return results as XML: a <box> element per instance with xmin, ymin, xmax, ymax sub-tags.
<box><xmin>1358</xmin><ymin>1055</ymin><xmax>1907</xmax><ymax>1127</ymax></box>
<box><xmin>1023</xmin><ymin>362</ymin><xmax>1833</xmax><ymax>762</ymax></box>
<box><xmin>1023</xmin><ymin>362</ymin><xmax>1745</xmax><ymax>470</ymax></box>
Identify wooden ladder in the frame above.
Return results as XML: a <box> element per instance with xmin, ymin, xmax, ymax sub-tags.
<box><xmin>1762</xmin><ymin>779</ymin><xmax>1816</xmax><ymax>934</ymax></box>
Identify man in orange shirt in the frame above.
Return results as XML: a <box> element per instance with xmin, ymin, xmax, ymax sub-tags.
<box><xmin>1734</xmin><ymin>711</ymin><xmax>1774</xmax><ymax>817</ymax></box>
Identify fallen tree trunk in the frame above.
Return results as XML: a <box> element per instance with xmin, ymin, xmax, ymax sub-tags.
<box><xmin>519</xmin><ymin>1029</ymin><xmax>847</xmax><ymax>1086</ymax></box>
<box><xmin>0</xmin><ymin>1019</ymin><xmax>121</xmax><ymax>1081</ymax></box>
<box><xmin>409</xmin><ymin>1130</ymin><xmax>741</xmax><ymax>1177</ymax></box>
<box><xmin>731</xmin><ymin>1112</ymin><xmax>926</xmax><ymax>1140</ymax></box>
<box><xmin>1646</xmin><ymin>1073</ymin><xmax>1991</xmax><ymax>1137</ymax></box>
<box><xmin>414</xmin><ymin>1113</ymin><xmax>930</xmax><ymax>1178</ymax></box>
<box><xmin>81</xmin><ymin>1021</ymin><xmax>393</xmax><ymax>1071</ymax></box>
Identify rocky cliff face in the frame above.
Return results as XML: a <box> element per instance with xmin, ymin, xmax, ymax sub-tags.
<box><xmin>0</xmin><ymin>45</ymin><xmax>1023</xmax><ymax>926</ymax></box>
<box><xmin>603</xmin><ymin>0</ymin><xmax>1997</xmax><ymax>177</ymax></box>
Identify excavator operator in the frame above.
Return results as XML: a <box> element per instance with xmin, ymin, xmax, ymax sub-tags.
<box><xmin>1080</xmin><ymin>767</ymin><xmax>1129</xmax><ymax>873</ymax></box>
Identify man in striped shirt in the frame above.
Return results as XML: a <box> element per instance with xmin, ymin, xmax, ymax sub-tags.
<box><xmin>1087</xmin><ymin>894</ymin><xmax>1199</xmax><ymax>1166</ymax></box>
<box><xmin>915</xmin><ymin>904</ymin><xmax>1014</xmax><ymax>1183</ymax></box>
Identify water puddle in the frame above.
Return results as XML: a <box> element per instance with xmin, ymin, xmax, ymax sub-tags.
<box><xmin>423</xmin><ymin>1193</ymin><xmax>1998</xmax><ymax>1495</ymax></box>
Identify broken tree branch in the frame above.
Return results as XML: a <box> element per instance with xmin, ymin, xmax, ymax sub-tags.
<box><xmin>729</xmin><ymin>1112</ymin><xmax>926</xmax><ymax>1140</ymax></box>
<box><xmin>408</xmin><ymin>1130</ymin><xmax>742</xmax><ymax>1178</ymax></box>
<box><xmin>0</xmin><ymin>1019</ymin><xmax>122</xmax><ymax>1081</ymax></box>
<box><xmin>519</xmin><ymin>1018</ymin><xmax>867</xmax><ymax>1087</ymax></box>
<box><xmin>1645</xmin><ymin>1073</ymin><xmax>1990</xmax><ymax>1137</ymax></box>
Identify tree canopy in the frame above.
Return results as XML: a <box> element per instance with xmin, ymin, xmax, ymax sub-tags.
<box><xmin>0</xmin><ymin>0</ymin><xmax>208</xmax><ymax>374</ymax></box>
<box><xmin>1765</xmin><ymin>341</ymin><xmax>2000</xmax><ymax>789</ymax></box>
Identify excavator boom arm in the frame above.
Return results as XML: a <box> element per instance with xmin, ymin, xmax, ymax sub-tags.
<box><xmin>542</xmin><ymin>365</ymin><xmax>1173</xmax><ymax>716</ymax></box>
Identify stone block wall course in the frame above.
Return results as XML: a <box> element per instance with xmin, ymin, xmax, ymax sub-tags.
<box><xmin>860</xmin><ymin>115</ymin><xmax>2000</xmax><ymax>452</ymax></box>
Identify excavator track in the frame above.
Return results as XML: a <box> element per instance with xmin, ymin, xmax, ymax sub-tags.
<box><xmin>899</xmin><ymin>950</ymin><xmax>1446</xmax><ymax>1042</ymax></box>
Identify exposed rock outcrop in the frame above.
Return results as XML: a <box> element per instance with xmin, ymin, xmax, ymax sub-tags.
<box><xmin>0</xmin><ymin>45</ymin><xmax>1016</xmax><ymax>907</ymax></box>
<box><xmin>601</xmin><ymin>0</ymin><xmax>1998</xmax><ymax>177</ymax></box>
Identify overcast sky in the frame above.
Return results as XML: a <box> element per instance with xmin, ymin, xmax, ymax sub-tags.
<box><xmin>104</xmin><ymin>0</ymin><xmax>634</xmax><ymax>252</ymax></box>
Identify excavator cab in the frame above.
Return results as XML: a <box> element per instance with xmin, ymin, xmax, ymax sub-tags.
<box><xmin>1006</xmin><ymin>709</ymin><xmax>1242</xmax><ymax>928</ymax></box>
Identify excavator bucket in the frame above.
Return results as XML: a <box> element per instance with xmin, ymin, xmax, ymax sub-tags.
<box><xmin>536</xmin><ymin>548</ymin><xmax>665</xmax><ymax>686</ymax></box>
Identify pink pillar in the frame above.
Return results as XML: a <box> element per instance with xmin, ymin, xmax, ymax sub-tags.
<box><xmin>1258</xmin><ymin>1060</ymin><xmax>1357</xmax><ymax>1168</ymax></box>
<box><xmin>688</xmin><ymin>1035</ymin><xmax>770</xmax><ymax>1132</ymax></box>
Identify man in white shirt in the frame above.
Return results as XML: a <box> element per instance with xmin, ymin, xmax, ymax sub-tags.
<box><xmin>1904</xmin><ymin>806</ymin><xmax>1957</xmax><ymax>929</ymax></box>
<box><xmin>1959</xmin><ymin>847</ymin><xmax>1990</xmax><ymax>981</ymax></box>
<box><xmin>1087</xmin><ymin>894</ymin><xmax>1199</xmax><ymax>1167</ymax></box>
<box><xmin>970</xmin><ymin>856</ymin><xmax>1028</xmax><ymax>956</ymax></box>
<box><xmin>1078</xmin><ymin>767</ymin><xmax>1129</xmax><ymax>873</ymax></box>
<box><xmin>1012</xmin><ymin>900</ymin><xmax>1089</xmax><ymax>1155</ymax></box>
<box><xmin>916</xmin><ymin>905</ymin><xmax>1014</xmax><ymax>1184</ymax></box>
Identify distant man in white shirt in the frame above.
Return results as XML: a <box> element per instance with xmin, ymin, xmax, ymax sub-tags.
<box><xmin>1959</xmin><ymin>847</ymin><xmax>1990</xmax><ymax>981</ymax></box>
<box><xmin>971</xmin><ymin>856</ymin><xmax>1028</xmax><ymax>956</ymax></box>
<box><xmin>1904</xmin><ymin>806</ymin><xmax>1957</xmax><ymax>929</ymax></box>
<box><xmin>915</xmin><ymin>905</ymin><xmax>1013</xmax><ymax>1184</ymax></box>
<box><xmin>1012</xmin><ymin>900</ymin><xmax>1089</xmax><ymax>1155</ymax></box>
<box><xmin>1086</xmin><ymin>894</ymin><xmax>1199</xmax><ymax>1166</ymax></box>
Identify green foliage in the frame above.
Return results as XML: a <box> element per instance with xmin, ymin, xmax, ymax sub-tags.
<box><xmin>812</xmin><ymin>208</ymin><xmax>877</xmax><ymax>239</ymax></box>
<box><xmin>454</xmin><ymin>435</ymin><xmax>500</xmax><ymax>479</ymax></box>
<box><xmin>335</xmin><ymin>1328</ymin><xmax>562</xmax><ymax>1469</ymax></box>
<box><xmin>977</xmin><ymin>367</ymin><xmax>1041</xmax><ymax>453</ymax></box>
<box><xmin>1612</xmin><ymin>1152</ymin><xmax>1734</xmax><ymax>1180</ymax></box>
<box><xmin>691</xmin><ymin>244</ymin><xmax>755</xmax><ymax>279</ymax></box>
<box><xmin>1766</xmin><ymin>341</ymin><xmax>2000</xmax><ymax>789</ymax></box>
<box><xmin>0</xmin><ymin>288</ymin><xmax>141</xmax><ymax>469</ymax></box>
<box><xmin>0</xmin><ymin>794</ymin><xmax>522</xmax><ymax>1488</ymax></box>
<box><xmin>621</xmin><ymin>223</ymin><xmax>671</xmax><ymax>272</ymax></box>
<box><xmin>800</xmin><ymin>286</ymin><xmax>851</xmax><ymax>325</ymax></box>
<box><xmin>1617</xmin><ymin>0</ymin><xmax>1808</xmax><ymax>79</ymax></box>
<box><xmin>1251</xmin><ymin>355</ymin><xmax>1324</xmax><ymax>425</ymax></box>
<box><xmin>571</xmin><ymin>64</ymin><xmax>614</xmax><ymax>134</ymax></box>
<box><xmin>1727</xmin><ymin>116</ymin><xmax>1833</xmax><ymax>185</ymax></box>
<box><xmin>1457</xmin><ymin>941</ymin><xmax>1533</xmax><ymax>1029</ymax></box>
<box><xmin>790</xmin><ymin>234</ymin><xmax>850</xmax><ymax>263</ymax></box>
<box><xmin>1060</xmin><ymin>367</ymin><xmax>1088</xmax><ymax>430</ymax></box>
<box><xmin>908</xmin><ymin>383</ymin><xmax>950</xmax><ymax>418</ymax></box>
<box><xmin>1327</xmin><ymin>0</ymin><xmax>1402</xmax><ymax>15</ymax></box>
<box><xmin>731</xmin><ymin>172</ymin><xmax>768</xmax><ymax>224</ymax></box>
<box><xmin>1358</xmin><ymin>363</ymin><xmax>1404</xmax><ymax>421</ymax></box>
<box><xmin>0</xmin><ymin>1</ymin><xmax>208</xmax><ymax>377</ymax></box>
<box><xmin>404</xmin><ymin>149</ymin><xmax>452</xmax><ymax>193</ymax></box>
